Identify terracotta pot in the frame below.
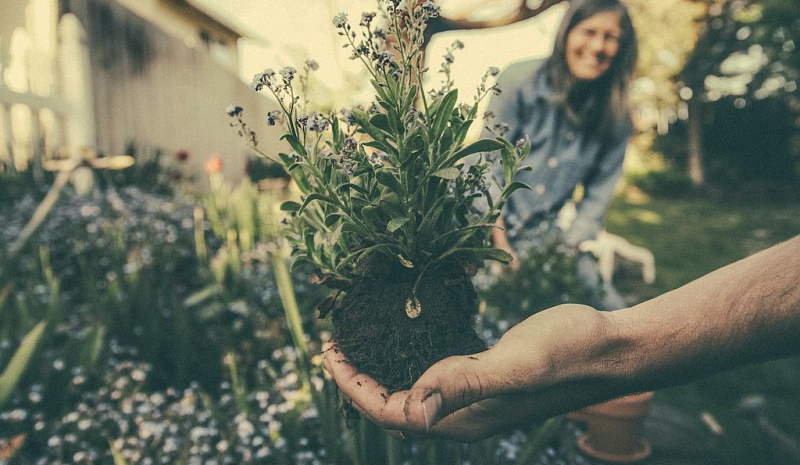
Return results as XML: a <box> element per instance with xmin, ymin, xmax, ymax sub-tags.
<box><xmin>571</xmin><ymin>391</ymin><xmax>654</xmax><ymax>463</ymax></box>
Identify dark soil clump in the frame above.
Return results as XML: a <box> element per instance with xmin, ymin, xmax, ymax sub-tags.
<box><xmin>331</xmin><ymin>261</ymin><xmax>486</xmax><ymax>392</ymax></box>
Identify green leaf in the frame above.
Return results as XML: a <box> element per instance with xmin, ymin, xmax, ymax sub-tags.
<box><xmin>281</xmin><ymin>134</ymin><xmax>307</xmax><ymax>157</ymax></box>
<box><xmin>280</xmin><ymin>200</ymin><xmax>302</xmax><ymax>212</ymax></box>
<box><xmin>352</xmin><ymin>111</ymin><xmax>395</xmax><ymax>153</ymax></box>
<box><xmin>387</xmin><ymin>217</ymin><xmax>409</xmax><ymax>232</ymax></box>
<box><xmin>500</xmin><ymin>181</ymin><xmax>532</xmax><ymax>202</ymax></box>
<box><xmin>341</xmin><ymin>221</ymin><xmax>372</xmax><ymax>236</ymax></box>
<box><xmin>84</xmin><ymin>323</ymin><xmax>106</xmax><ymax>369</ymax></box>
<box><xmin>454</xmin><ymin>118</ymin><xmax>475</xmax><ymax>147</ymax></box>
<box><xmin>370</xmin><ymin>79</ymin><xmax>390</xmax><ymax>102</ymax></box>
<box><xmin>290</xmin><ymin>256</ymin><xmax>315</xmax><ymax>273</ymax></box>
<box><xmin>338</xmin><ymin>244</ymin><xmax>392</xmax><ymax>274</ymax></box>
<box><xmin>385</xmin><ymin>106</ymin><xmax>402</xmax><ymax>135</ymax></box>
<box><xmin>379</xmin><ymin>192</ymin><xmax>403</xmax><ymax>217</ymax></box>
<box><xmin>370</xmin><ymin>113</ymin><xmax>392</xmax><ymax>134</ymax></box>
<box><xmin>337</xmin><ymin>182</ymin><xmax>369</xmax><ymax>195</ymax></box>
<box><xmin>435</xmin><ymin>138</ymin><xmax>504</xmax><ymax>171</ymax></box>
<box><xmin>298</xmin><ymin>193</ymin><xmax>339</xmax><ymax>215</ymax></box>
<box><xmin>441</xmin><ymin>247</ymin><xmax>513</xmax><ymax>263</ymax></box>
<box><xmin>440</xmin><ymin>127</ymin><xmax>454</xmax><ymax>152</ymax></box>
<box><xmin>183</xmin><ymin>284</ymin><xmax>224</xmax><ymax>307</ymax></box>
<box><xmin>376</xmin><ymin>171</ymin><xmax>404</xmax><ymax>195</ymax></box>
<box><xmin>0</xmin><ymin>321</ymin><xmax>47</xmax><ymax>408</ymax></box>
<box><xmin>304</xmin><ymin>232</ymin><xmax>316</xmax><ymax>260</ymax></box>
<box><xmin>278</xmin><ymin>152</ymin><xmax>294</xmax><ymax>168</ymax></box>
<box><xmin>431</xmin><ymin>223</ymin><xmax>496</xmax><ymax>247</ymax></box>
<box><xmin>362</xmin><ymin>140</ymin><xmax>397</xmax><ymax>155</ymax></box>
<box><xmin>360</xmin><ymin>205</ymin><xmax>381</xmax><ymax>228</ymax></box>
<box><xmin>325</xmin><ymin>213</ymin><xmax>343</xmax><ymax>227</ymax></box>
<box><xmin>332</xmin><ymin>116</ymin><xmax>341</xmax><ymax>147</ymax></box>
<box><xmin>432</xmin><ymin>167</ymin><xmax>460</xmax><ymax>180</ymax></box>
<box><xmin>431</xmin><ymin>89</ymin><xmax>458</xmax><ymax>140</ymax></box>
<box><xmin>403</xmin><ymin>85</ymin><xmax>418</xmax><ymax>112</ymax></box>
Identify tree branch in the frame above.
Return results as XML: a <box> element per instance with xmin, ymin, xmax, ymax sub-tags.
<box><xmin>424</xmin><ymin>0</ymin><xmax>569</xmax><ymax>44</ymax></box>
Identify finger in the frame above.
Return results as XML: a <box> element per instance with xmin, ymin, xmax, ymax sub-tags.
<box><xmin>403</xmin><ymin>352</ymin><xmax>506</xmax><ymax>432</ymax></box>
<box><xmin>323</xmin><ymin>346</ymin><xmax>410</xmax><ymax>430</ymax></box>
<box><xmin>420</xmin><ymin>394</ymin><xmax>537</xmax><ymax>442</ymax></box>
<box><xmin>343</xmin><ymin>394</ymin><xmax>371</xmax><ymax>419</ymax></box>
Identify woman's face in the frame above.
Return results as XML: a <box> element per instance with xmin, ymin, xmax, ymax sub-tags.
<box><xmin>565</xmin><ymin>11</ymin><xmax>622</xmax><ymax>81</ymax></box>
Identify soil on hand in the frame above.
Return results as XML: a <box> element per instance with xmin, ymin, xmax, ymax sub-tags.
<box><xmin>331</xmin><ymin>260</ymin><xmax>486</xmax><ymax>392</ymax></box>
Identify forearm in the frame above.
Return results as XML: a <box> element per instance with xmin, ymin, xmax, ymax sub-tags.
<box><xmin>599</xmin><ymin>235</ymin><xmax>800</xmax><ymax>393</ymax></box>
<box><xmin>492</xmin><ymin>216</ymin><xmax>510</xmax><ymax>249</ymax></box>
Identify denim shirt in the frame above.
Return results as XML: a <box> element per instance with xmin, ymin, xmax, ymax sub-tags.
<box><xmin>480</xmin><ymin>58</ymin><xmax>631</xmax><ymax>247</ymax></box>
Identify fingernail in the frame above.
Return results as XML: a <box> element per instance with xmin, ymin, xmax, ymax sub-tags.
<box><xmin>422</xmin><ymin>392</ymin><xmax>442</xmax><ymax>431</ymax></box>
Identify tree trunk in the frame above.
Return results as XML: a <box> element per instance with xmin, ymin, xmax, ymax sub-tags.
<box><xmin>687</xmin><ymin>100</ymin><xmax>705</xmax><ymax>186</ymax></box>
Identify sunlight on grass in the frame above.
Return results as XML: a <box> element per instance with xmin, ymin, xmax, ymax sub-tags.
<box><xmin>630</xmin><ymin>209</ymin><xmax>663</xmax><ymax>225</ymax></box>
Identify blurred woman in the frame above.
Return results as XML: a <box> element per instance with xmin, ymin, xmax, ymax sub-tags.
<box><xmin>484</xmin><ymin>0</ymin><xmax>638</xmax><ymax>310</ymax></box>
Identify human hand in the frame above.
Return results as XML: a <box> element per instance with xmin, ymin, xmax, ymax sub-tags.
<box><xmin>323</xmin><ymin>304</ymin><xmax>620</xmax><ymax>442</ymax></box>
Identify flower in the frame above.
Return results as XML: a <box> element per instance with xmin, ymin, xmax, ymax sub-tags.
<box><xmin>205</xmin><ymin>156</ymin><xmax>224</xmax><ymax>174</ymax></box>
<box><xmin>488</xmin><ymin>66</ymin><xmax>500</xmax><ymax>77</ymax></box>
<box><xmin>225</xmin><ymin>105</ymin><xmax>242</xmax><ymax>117</ymax></box>
<box><xmin>175</xmin><ymin>149</ymin><xmax>189</xmax><ymax>161</ymax></box>
<box><xmin>420</xmin><ymin>1</ymin><xmax>441</xmax><ymax>18</ymax></box>
<box><xmin>304</xmin><ymin>59</ymin><xmax>319</xmax><ymax>71</ymax></box>
<box><xmin>373</xmin><ymin>51</ymin><xmax>393</xmax><ymax>68</ymax></box>
<box><xmin>360</xmin><ymin>12</ymin><xmax>376</xmax><ymax>26</ymax></box>
<box><xmin>307</xmin><ymin>113</ymin><xmax>330</xmax><ymax>132</ymax></box>
<box><xmin>333</xmin><ymin>12</ymin><xmax>348</xmax><ymax>28</ymax></box>
<box><xmin>250</xmin><ymin>69</ymin><xmax>275</xmax><ymax>91</ymax></box>
<box><xmin>279</xmin><ymin>66</ymin><xmax>297</xmax><ymax>84</ymax></box>
<box><xmin>266</xmin><ymin>110</ymin><xmax>283</xmax><ymax>126</ymax></box>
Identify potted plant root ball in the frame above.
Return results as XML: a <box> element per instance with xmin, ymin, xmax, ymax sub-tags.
<box><xmin>229</xmin><ymin>0</ymin><xmax>532</xmax><ymax>392</ymax></box>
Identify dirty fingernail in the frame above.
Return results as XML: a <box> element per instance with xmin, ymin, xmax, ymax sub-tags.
<box><xmin>422</xmin><ymin>392</ymin><xmax>442</xmax><ymax>431</ymax></box>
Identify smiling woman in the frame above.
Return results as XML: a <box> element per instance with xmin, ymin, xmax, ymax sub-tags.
<box><xmin>565</xmin><ymin>11</ymin><xmax>622</xmax><ymax>81</ymax></box>
<box><xmin>486</xmin><ymin>0</ymin><xmax>639</xmax><ymax>312</ymax></box>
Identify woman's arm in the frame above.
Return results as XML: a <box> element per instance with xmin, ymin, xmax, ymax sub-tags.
<box><xmin>323</xmin><ymin>235</ymin><xmax>800</xmax><ymax>442</ymax></box>
<box><xmin>563</xmin><ymin>130</ymin><xmax>629</xmax><ymax>246</ymax></box>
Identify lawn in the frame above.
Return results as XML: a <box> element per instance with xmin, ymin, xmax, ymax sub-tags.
<box><xmin>605</xmin><ymin>193</ymin><xmax>800</xmax><ymax>465</ymax></box>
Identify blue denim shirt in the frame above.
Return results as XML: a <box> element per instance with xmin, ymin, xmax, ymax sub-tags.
<box><xmin>480</xmin><ymin>58</ymin><xmax>631</xmax><ymax>248</ymax></box>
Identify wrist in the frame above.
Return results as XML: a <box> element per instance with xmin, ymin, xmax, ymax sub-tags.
<box><xmin>550</xmin><ymin>308</ymin><xmax>644</xmax><ymax>397</ymax></box>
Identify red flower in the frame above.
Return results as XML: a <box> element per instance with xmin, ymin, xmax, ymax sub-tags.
<box><xmin>205</xmin><ymin>156</ymin><xmax>224</xmax><ymax>174</ymax></box>
<box><xmin>175</xmin><ymin>149</ymin><xmax>189</xmax><ymax>161</ymax></box>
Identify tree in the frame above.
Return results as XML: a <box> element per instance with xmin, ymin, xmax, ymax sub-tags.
<box><xmin>424</xmin><ymin>0</ymin><xmax>568</xmax><ymax>43</ymax></box>
<box><xmin>677</xmin><ymin>0</ymin><xmax>799</xmax><ymax>186</ymax></box>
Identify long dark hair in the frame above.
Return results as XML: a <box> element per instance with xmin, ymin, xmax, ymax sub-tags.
<box><xmin>547</xmin><ymin>0</ymin><xmax>638</xmax><ymax>139</ymax></box>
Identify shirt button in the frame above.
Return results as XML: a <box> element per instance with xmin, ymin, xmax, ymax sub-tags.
<box><xmin>535</xmin><ymin>184</ymin><xmax>545</xmax><ymax>194</ymax></box>
<box><xmin>547</xmin><ymin>157</ymin><xmax>559</xmax><ymax>168</ymax></box>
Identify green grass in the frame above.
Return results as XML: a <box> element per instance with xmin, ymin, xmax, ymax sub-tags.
<box><xmin>605</xmin><ymin>194</ymin><xmax>800</xmax><ymax>465</ymax></box>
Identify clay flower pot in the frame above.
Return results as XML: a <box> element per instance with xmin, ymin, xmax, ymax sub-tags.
<box><xmin>571</xmin><ymin>391</ymin><xmax>654</xmax><ymax>463</ymax></box>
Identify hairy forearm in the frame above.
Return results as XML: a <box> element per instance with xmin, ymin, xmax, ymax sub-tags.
<box><xmin>601</xmin><ymin>235</ymin><xmax>800</xmax><ymax>393</ymax></box>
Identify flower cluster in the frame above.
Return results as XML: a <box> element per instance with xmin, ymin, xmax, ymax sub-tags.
<box><xmin>227</xmin><ymin>104</ymin><xmax>258</xmax><ymax>147</ymax></box>
<box><xmin>434</xmin><ymin>40</ymin><xmax>466</xmax><ymax>98</ymax></box>
<box><xmin>11</xmin><ymin>353</ymin><xmax>327</xmax><ymax>465</ymax></box>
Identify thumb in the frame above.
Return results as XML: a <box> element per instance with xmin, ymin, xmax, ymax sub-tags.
<box><xmin>403</xmin><ymin>353</ymin><xmax>504</xmax><ymax>432</ymax></box>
